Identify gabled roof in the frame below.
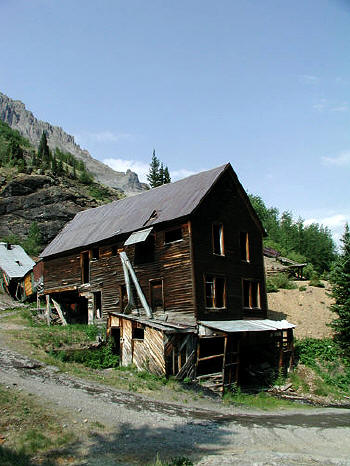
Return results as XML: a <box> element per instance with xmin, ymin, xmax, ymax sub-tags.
<box><xmin>41</xmin><ymin>163</ymin><xmax>265</xmax><ymax>258</ymax></box>
<box><xmin>0</xmin><ymin>243</ymin><xmax>35</xmax><ymax>279</ymax></box>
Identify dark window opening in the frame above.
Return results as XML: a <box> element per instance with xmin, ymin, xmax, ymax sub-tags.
<box><xmin>120</xmin><ymin>284</ymin><xmax>128</xmax><ymax>312</ymax></box>
<box><xmin>91</xmin><ymin>247</ymin><xmax>100</xmax><ymax>260</ymax></box>
<box><xmin>150</xmin><ymin>279</ymin><xmax>164</xmax><ymax>311</ymax></box>
<box><xmin>81</xmin><ymin>252</ymin><xmax>90</xmax><ymax>284</ymax></box>
<box><xmin>240</xmin><ymin>232</ymin><xmax>250</xmax><ymax>262</ymax></box>
<box><xmin>111</xmin><ymin>327</ymin><xmax>121</xmax><ymax>355</ymax></box>
<box><xmin>94</xmin><ymin>291</ymin><xmax>102</xmax><ymax>319</ymax></box>
<box><xmin>243</xmin><ymin>280</ymin><xmax>261</xmax><ymax>309</ymax></box>
<box><xmin>164</xmin><ymin>227</ymin><xmax>182</xmax><ymax>244</ymax></box>
<box><xmin>212</xmin><ymin>224</ymin><xmax>224</xmax><ymax>255</ymax></box>
<box><xmin>205</xmin><ymin>275</ymin><xmax>226</xmax><ymax>308</ymax></box>
<box><xmin>132</xmin><ymin>323</ymin><xmax>145</xmax><ymax>340</ymax></box>
<box><xmin>111</xmin><ymin>246</ymin><xmax>118</xmax><ymax>256</ymax></box>
<box><xmin>134</xmin><ymin>235</ymin><xmax>155</xmax><ymax>264</ymax></box>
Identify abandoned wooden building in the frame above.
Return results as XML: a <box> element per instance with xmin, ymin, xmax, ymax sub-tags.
<box><xmin>0</xmin><ymin>242</ymin><xmax>35</xmax><ymax>300</ymax></box>
<box><xmin>40</xmin><ymin>163</ymin><xmax>294</xmax><ymax>390</ymax></box>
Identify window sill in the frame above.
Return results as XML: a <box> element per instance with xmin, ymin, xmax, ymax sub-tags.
<box><xmin>243</xmin><ymin>307</ymin><xmax>262</xmax><ymax>311</ymax></box>
<box><xmin>164</xmin><ymin>239</ymin><xmax>183</xmax><ymax>245</ymax></box>
<box><xmin>213</xmin><ymin>253</ymin><xmax>225</xmax><ymax>257</ymax></box>
<box><xmin>205</xmin><ymin>307</ymin><xmax>227</xmax><ymax>310</ymax></box>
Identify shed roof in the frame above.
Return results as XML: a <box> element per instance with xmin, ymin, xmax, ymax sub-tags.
<box><xmin>41</xmin><ymin>163</ymin><xmax>265</xmax><ymax>258</ymax></box>
<box><xmin>199</xmin><ymin>319</ymin><xmax>295</xmax><ymax>333</ymax></box>
<box><xmin>0</xmin><ymin>243</ymin><xmax>35</xmax><ymax>279</ymax></box>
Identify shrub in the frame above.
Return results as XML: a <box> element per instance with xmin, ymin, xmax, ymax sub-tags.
<box><xmin>266</xmin><ymin>273</ymin><xmax>297</xmax><ymax>292</ymax></box>
<box><xmin>309</xmin><ymin>274</ymin><xmax>325</xmax><ymax>288</ymax></box>
<box><xmin>54</xmin><ymin>341</ymin><xmax>119</xmax><ymax>369</ymax></box>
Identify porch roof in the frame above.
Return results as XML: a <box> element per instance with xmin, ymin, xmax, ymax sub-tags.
<box><xmin>198</xmin><ymin>319</ymin><xmax>295</xmax><ymax>333</ymax></box>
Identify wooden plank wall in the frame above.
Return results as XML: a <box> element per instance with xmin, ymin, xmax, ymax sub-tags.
<box><xmin>43</xmin><ymin>221</ymin><xmax>195</xmax><ymax>320</ymax></box>
<box><xmin>191</xmin><ymin>169</ymin><xmax>268</xmax><ymax>320</ymax></box>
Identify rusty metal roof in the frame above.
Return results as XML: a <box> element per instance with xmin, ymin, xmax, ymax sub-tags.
<box><xmin>41</xmin><ymin>164</ymin><xmax>230</xmax><ymax>257</ymax></box>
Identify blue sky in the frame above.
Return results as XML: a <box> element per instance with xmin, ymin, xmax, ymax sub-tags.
<box><xmin>1</xmin><ymin>0</ymin><xmax>350</xmax><ymax>243</ymax></box>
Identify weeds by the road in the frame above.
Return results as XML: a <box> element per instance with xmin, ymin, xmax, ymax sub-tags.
<box><xmin>293</xmin><ymin>338</ymin><xmax>350</xmax><ymax>398</ymax></box>
<box><xmin>266</xmin><ymin>273</ymin><xmax>297</xmax><ymax>293</ymax></box>
<box><xmin>222</xmin><ymin>385</ymin><xmax>297</xmax><ymax>410</ymax></box>
<box><xmin>0</xmin><ymin>383</ymin><xmax>73</xmax><ymax>463</ymax></box>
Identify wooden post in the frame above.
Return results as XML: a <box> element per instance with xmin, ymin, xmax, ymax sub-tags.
<box><xmin>45</xmin><ymin>294</ymin><xmax>51</xmax><ymax>326</ymax></box>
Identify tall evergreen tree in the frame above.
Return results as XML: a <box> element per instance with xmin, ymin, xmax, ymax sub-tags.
<box><xmin>37</xmin><ymin>132</ymin><xmax>51</xmax><ymax>168</ymax></box>
<box><xmin>163</xmin><ymin>165</ymin><xmax>171</xmax><ymax>184</ymax></box>
<box><xmin>329</xmin><ymin>224</ymin><xmax>350</xmax><ymax>356</ymax></box>
<box><xmin>147</xmin><ymin>150</ymin><xmax>161</xmax><ymax>188</ymax></box>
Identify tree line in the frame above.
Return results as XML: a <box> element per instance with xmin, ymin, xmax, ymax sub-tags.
<box><xmin>249</xmin><ymin>194</ymin><xmax>336</xmax><ymax>273</ymax></box>
<box><xmin>0</xmin><ymin>121</ymin><xmax>93</xmax><ymax>184</ymax></box>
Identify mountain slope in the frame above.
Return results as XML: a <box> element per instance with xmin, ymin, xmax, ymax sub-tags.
<box><xmin>0</xmin><ymin>91</ymin><xmax>146</xmax><ymax>194</ymax></box>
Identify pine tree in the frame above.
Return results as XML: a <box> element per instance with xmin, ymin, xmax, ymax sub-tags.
<box><xmin>147</xmin><ymin>150</ymin><xmax>161</xmax><ymax>188</ymax></box>
<box><xmin>329</xmin><ymin>224</ymin><xmax>350</xmax><ymax>356</ymax></box>
<box><xmin>163</xmin><ymin>165</ymin><xmax>171</xmax><ymax>184</ymax></box>
<box><xmin>37</xmin><ymin>132</ymin><xmax>51</xmax><ymax>168</ymax></box>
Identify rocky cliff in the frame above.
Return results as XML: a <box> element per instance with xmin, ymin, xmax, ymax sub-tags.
<box><xmin>0</xmin><ymin>92</ymin><xmax>147</xmax><ymax>194</ymax></box>
<box><xmin>0</xmin><ymin>169</ymin><xmax>121</xmax><ymax>247</ymax></box>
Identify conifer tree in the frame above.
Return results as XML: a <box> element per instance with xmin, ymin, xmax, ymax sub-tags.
<box><xmin>163</xmin><ymin>165</ymin><xmax>171</xmax><ymax>184</ymax></box>
<box><xmin>37</xmin><ymin>132</ymin><xmax>51</xmax><ymax>168</ymax></box>
<box><xmin>147</xmin><ymin>150</ymin><xmax>161</xmax><ymax>188</ymax></box>
<box><xmin>329</xmin><ymin>224</ymin><xmax>350</xmax><ymax>356</ymax></box>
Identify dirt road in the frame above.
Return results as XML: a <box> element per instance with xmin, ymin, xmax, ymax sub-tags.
<box><xmin>1</xmin><ymin>336</ymin><xmax>350</xmax><ymax>465</ymax></box>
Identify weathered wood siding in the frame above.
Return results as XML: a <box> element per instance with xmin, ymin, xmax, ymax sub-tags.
<box><xmin>121</xmin><ymin>318</ymin><xmax>133</xmax><ymax>366</ymax></box>
<box><xmin>191</xmin><ymin>169</ymin><xmax>267</xmax><ymax>320</ymax></box>
<box><xmin>43</xmin><ymin>221</ymin><xmax>194</xmax><ymax>320</ymax></box>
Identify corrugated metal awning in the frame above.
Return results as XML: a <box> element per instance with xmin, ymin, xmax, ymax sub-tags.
<box><xmin>124</xmin><ymin>227</ymin><xmax>153</xmax><ymax>246</ymax></box>
<box><xmin>198</xmin><ymin>319</ymin><xmax>295</xmax><ymax>333</ymax></box>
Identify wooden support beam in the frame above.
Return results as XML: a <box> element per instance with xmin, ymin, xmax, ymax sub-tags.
<box><xmin>51</xmin><ymin>298</ymin><xmax>67</xmax><ymax>326</ymax></box>
<box><xmin>45</xmin><ymin>294</ymin><xmax>51</xmax><ymax>326</ymax></box>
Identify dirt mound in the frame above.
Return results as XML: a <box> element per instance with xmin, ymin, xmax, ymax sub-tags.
<box><xmin>267</xmin><ymin>281</ymin><xmax>334</xmax><ymax>339</ymax></box>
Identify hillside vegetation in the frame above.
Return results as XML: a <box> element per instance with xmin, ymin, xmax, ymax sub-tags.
<box><xmin>249</xmin><ymin>194</ymin><xmax>336</xmax><ymax>275</ymax></box>
<box><xmin>0</xmin><ymin>120</ymin><xmax>123</xmax><ymax>254</ymax></box>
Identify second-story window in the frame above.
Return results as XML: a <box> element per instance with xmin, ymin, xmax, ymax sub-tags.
<box><xmin>243</xmin><ymin>280</ymin><xmax>261</xmax><ymax>309</ymax></box>
<box><xmin>91</xmin><ymin>247</ymin><xmax>100</xmax><ymax>260</ymax></box>
<box><xmin>81</xmin><ymin>251</ymin><xmax>90</xmax><ymax>284</ymax></box>
<box><xmin>205</xmin><ymin>275</ymin><xmax>226</xmax><ymax>308</ymax></box>
<box><xmin>212</xmin><ymin>223</ymin><xmax>224</xmax><ymax>255</ymax></box>
<box><xmin>240</xmin><ymin>232</ymin><xmax>250</xmax><ymax>262</ymax></box>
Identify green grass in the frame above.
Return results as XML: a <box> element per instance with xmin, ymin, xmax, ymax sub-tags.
<box><xmin>222</xmin><ymin>387</ymin><xmax>297</xmax><ymax>410</ymax></box>
<box><xmin>293</xmin><ymin>338</ymin><xmax>350</xmax><ymax>398</ymax></box>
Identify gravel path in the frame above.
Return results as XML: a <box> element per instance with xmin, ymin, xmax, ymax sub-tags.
<box><xmin>1</xmin><ymin>339</ymin><xmax>350</xmax><ymax>465</ymax></box>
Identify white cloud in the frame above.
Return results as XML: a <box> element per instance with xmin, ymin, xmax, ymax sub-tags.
<box><xmin>321</xmin><ymin>151</ymin><xmax>350</xmax><ymax>167</ymax></box>
<box><xmin>103</xmin><ymin>158</ymin><xmax>149</xmax><ymax>182</ymax></box>
<box><xmin>75</xmin><ymin>131</ymin><xmax>131</xmax><ymax>145</ymax></box>
<box><xmin>331</xmin><ymin>103</ymin><xmax>348</xmax><ymax>112</ymax></box>
<box><xmin>304</xmin><ymin>214</ymin><xmax>349</xmax><ymax>247</ymax></box>
<box><xmin>171</xmin><ymin>168</ymin><xmax>201</xmax><ymax>181</ymax></box>
<box><xmin>299</xmin><ymin>74</ymin><xmax>319</xmax><ymax>84</ymax></box>
<box><xmin>103</xmin><ymin>158</ymin><xmax>205</xmax><ymax>184</ymax></box>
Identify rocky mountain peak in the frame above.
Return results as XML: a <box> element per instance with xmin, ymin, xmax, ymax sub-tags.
<box><xmin>0</xmin><ymin>91</ymin><xmax>147</xmax><ymax>195</ymax></box>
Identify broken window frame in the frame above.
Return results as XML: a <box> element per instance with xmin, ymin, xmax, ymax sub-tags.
<box><xmin>132</xmin><ymin>322</ymin><xmax>145</xmax><ymax>340</ymax></box>
<box><xmin>240</xmin><ymin>232</ymin><xmax>250</xmax><ymax>262</ymax></box>
<box><xmin>212</xmin><ymin>223</ymin><xmax>224</xmax><ymax>256</ymax></box>
<box><xmin>93</xmin><ymin>291</ymin><xmax>102</xmax><ymax>319</ymax></box>
<box><xmin>164</xmin><ymin>226</ymin><xmax>183</xmax><ymax>244</ymax></box>
<box><xmin>242</xmin><ymin>279</ymin><xmax>261</xmax><ymax>309</ymax></box>
<box><xmin>149</xmin><ymin>278</ymin><xmax>164</xmax><ymax>311</ymax></box>
<box><xmin>204</xmin><ymin>274</ymin><xmax>226</xmax><ymax>309</ymax></box>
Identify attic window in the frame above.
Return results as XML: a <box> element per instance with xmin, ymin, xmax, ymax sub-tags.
<box><xmin>164</xmin><ymin>227</ymin><xmax>182</xmax><ymax>244</ymax></box>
